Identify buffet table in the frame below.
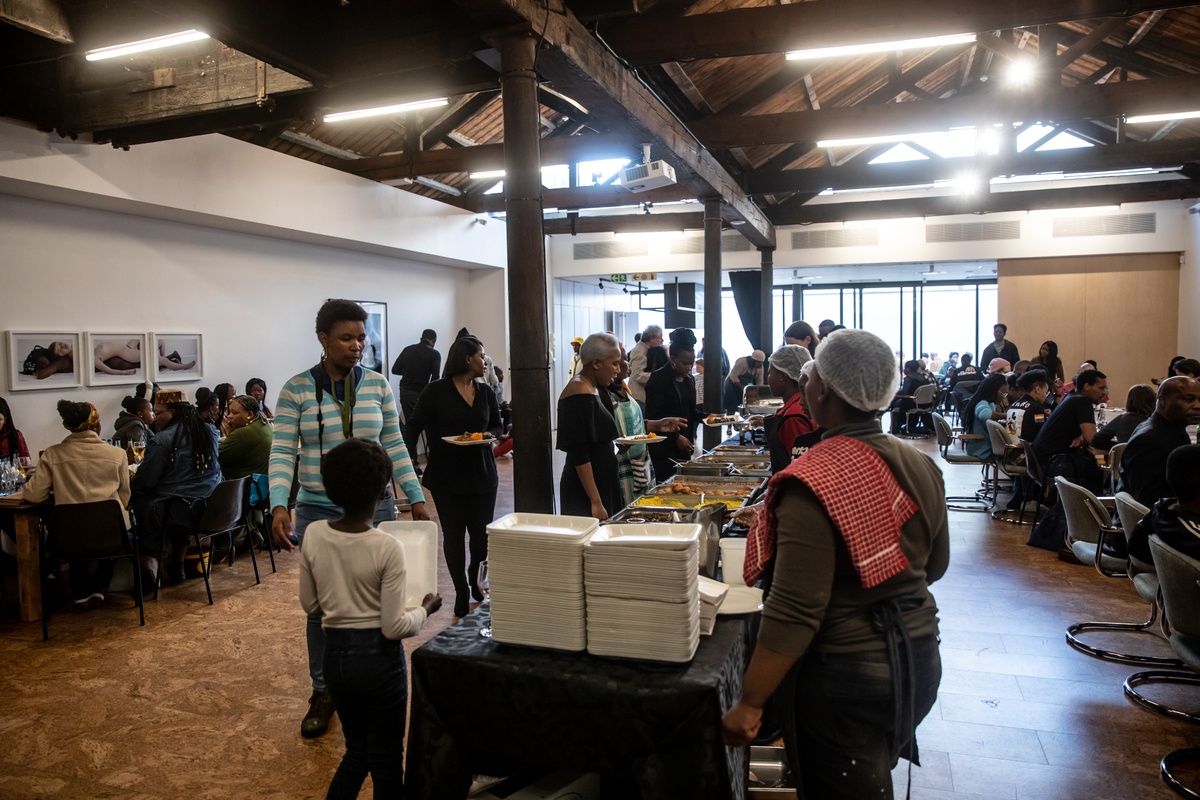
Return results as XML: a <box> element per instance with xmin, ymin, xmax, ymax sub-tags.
<box><xmin>405</xmin><ymin>606</ymin><xmax>749</xmax><ymax>800</ymax></box>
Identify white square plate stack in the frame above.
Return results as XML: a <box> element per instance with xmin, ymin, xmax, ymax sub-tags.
<box><xmin>584</xmin><ymin>523</ymin><xmax>701</xmax><ymax>663</ymax></box>
<box><xmin>486</xmin><ymin>513</ymin><xmax>598</xmax><ymax>652</ymax></box>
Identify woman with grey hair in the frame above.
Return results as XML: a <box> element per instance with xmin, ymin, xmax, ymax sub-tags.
<box><xmin>723</xmin><ymin>328</ymin><xmax>948</xmax><ymax>800</ymax></box>
<box><xmin>558</xmin><ymin>333</ymin><xmax>684</xmax><ymax>519</ymax></box>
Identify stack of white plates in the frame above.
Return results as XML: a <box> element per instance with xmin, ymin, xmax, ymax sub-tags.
<box><xmin>486</xmin><ymin>512</ymin><xmax>598</xmax><ymax>652</ymax></box>
<box><xmin>584</xmin><ymin>524</ymin><xmax>701</xmax><ymax>663</ymax></box>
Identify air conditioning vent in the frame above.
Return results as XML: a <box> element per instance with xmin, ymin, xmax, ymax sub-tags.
<box><xmin>670</xmin><ymin>234</ymin><xmax>754</xmax><ymax>255</ymax></box>
<box><xmin>1052</xmin><ymin>213</ymin><xmax>1156</xmax><ymax>237</ymax></box>
<box><xmin>791</xmin><ymin>229</ymin><xmax>879</xmax><ymax>249</ymax></box>
<box><xmin>926</xmin><ymin>220</ymin><xmax>1020</xmax><ymax>243</ymax></box>
<box><xmin>573</xmin><ymin>241</ymin><xmax>649</xmax><ymax>260</ymax></box>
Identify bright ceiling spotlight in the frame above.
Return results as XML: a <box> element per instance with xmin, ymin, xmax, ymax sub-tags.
<box><xmin>84</xmin><ymin>29</ymin><xmax>209</xmax><ymax>61</ymax></box>
<box><xmin>1006</xmin><ymin>59</ymin><xmax>1037</xmax><ymax>87</ymax></box>
<box><xmin>786</xmin><ymin>33</ymin><xmax>975</xmax><ymax>61</ymax></box>
<box><xmin>324</xmin><ymin>97</ymin><xmax>449</xmax><ymax>123</ymax></box>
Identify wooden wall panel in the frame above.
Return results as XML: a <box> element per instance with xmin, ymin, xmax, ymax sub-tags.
<box><xmin>998</xmin><ymin>253</ymin><xmax>1180</xmax><ymax>404</ymax></box>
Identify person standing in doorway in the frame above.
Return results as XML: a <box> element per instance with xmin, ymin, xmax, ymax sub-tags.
<box><xmin>567</xmin><ymin>336</ymin><xmax>584</xmax><ymax>380</ymax></box>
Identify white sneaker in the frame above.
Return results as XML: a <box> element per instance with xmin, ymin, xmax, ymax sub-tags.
<box><xmin>73</xmin><ymin>592</ymin><xmax>104</xmax><ymax>608</ymax></box>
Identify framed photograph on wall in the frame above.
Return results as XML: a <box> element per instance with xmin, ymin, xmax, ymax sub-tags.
<box><xmin>354</xmin><ymin>301</ymin><xmax>388</xmax><ymax>375</ymax></box>
<box><xmin>149</xmin><ymin>333</ymin><xmax>203</xmax><ymax>383</ymax></box>
<box><xmin>86</xmin><ymin>332</ymin><xmax>150</xmax><ymax>386</ymax></box>
<box><xmin>7</xmin><ymin>331</ymin><xmax>83</xmax><ymax>391</ymax></box>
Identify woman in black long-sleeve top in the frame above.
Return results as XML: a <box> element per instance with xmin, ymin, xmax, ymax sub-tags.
<box><xmin>404</xmin><ymin>335</ymin><xmax>502</xmax><ymax>618</ymax></box>
<box><xmin>645</xmin><ymin>328</ymin><xmax>703</xmax><ymax>481</ymax></box>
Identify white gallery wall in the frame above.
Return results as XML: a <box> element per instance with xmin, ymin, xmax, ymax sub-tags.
<box><xmin>0</xmin><ymin>120</ymin><xmax>510</xmax><ymax>454</ymax></box>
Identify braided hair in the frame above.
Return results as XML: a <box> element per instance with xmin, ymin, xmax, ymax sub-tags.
<box><xmin>165</xmin><ymin>400</ymin><xmax>216</xmax><ymax>473</ymax></box>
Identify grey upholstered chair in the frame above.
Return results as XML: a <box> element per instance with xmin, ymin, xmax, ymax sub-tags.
<box><xmin>931</xmin><ymin>412</ymin><xmax>993</xmax><ymax>512</ymax></box>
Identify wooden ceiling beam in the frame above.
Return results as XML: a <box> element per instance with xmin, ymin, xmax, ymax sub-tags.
<box><xmin>1126</xmin><ymin>9</ymin><xmax>1168</xmax><ymax>49</ymax></box>
<box><xmin>1056</xmin><ymin>18</ymin><xmax>1126</xmax><ymax>71</ymax></box>
<box><xmin>768</xmin><ymin>178</ymin><xmax>1199</xmax><ymax>225</ymax></box>
<box><xmin>472</xmin><ymin>183</ymin><xmax>695</xmax><ymax>213</ymax></box>
<box><xmin>543</xmin><ymin>211</ymin><xmax>708</xmax><ymax>235</ymax></box>
<box><xmin>690</xmin><ymin>74</ymin><xmax>1200</xmax><ymax>149</ymax></box>
<box><xmin>1</xmin><ymin>0</ymin><xmax>72</xmax><ymax>43</ymax></box>
<box><xmin>343</xmin><ymin>133</ymin><xmax>637</xmax><ymax>181</ymax></box>
<box><xmin>598</xmin><ymin>0</ymin><xmax>1199</xmax><ymax>66</ymax></box>
<box><xmin>461</xmin><ymin>0</ymin><xmax>773</xmax><ymax>247</ymax></box>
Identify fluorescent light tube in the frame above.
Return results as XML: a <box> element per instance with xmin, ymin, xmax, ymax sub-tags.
<box><xmin>786</xmin><ymin>33</ymin><xmax>975</xmax><ymax>61</ymax></box>
<box><xmin>85</xmin><ymin>29</ymin><xmax>209</xmax><ymax>61</ymax></box>
<box><xmin>1125</xmin><ymin>109</ymin><xmax>1200</xmax><ymax>124</ymax></box>
<box><xmin>1029</xmin><ymin>205</ymin><xmax>1120</xmax><ymax>216</ymax></box>
<box><xmin>324</xmin><ymin>97</ymin><xmax>449</xmax><ymax>123</ymax></box>
<box><xmin>468</xmin><ymin>170</ymin><xmax>506</xmax><ymax>180</ymax></box>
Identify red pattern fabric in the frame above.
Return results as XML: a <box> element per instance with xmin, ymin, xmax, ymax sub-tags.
<box><xmin>744</xmin><ymin>435</ymin><xmax>917</xmax><ymax>588</ymax></box>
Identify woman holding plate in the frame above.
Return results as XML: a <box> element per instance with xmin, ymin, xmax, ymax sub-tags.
<box><xmin>558</xmin><ymin>333</ymin><xmax>684</xmax><ymax>522</ymax></box>
<box><xmin>404</xmin><ymin>334</ymin><xmax>503</xmax><ymax>618</ymax></box>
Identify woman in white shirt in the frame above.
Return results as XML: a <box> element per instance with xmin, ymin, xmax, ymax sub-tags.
<box><xmin>299</xmin><ymin>437</ymin><xmax>441</xmax><ymax>799</ymax></box>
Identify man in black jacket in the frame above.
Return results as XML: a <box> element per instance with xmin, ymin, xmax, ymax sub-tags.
<box><xmin>980</xmin><ymin>323</ymin><xmax>1020</xmax><ymax>367</ymax></box>
<box><xmin>1128</xmin><ymin>444</ymin><xmax>1200</xmax><ymax>565</ymax></box>
<box><xmin>1119</xmin><ymin>376</ymin><xmax>1200</xmax><ymax>507</ymax></box>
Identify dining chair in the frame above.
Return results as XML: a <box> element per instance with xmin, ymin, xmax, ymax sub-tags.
<box><xmin>1124</xmin><ymin>536</ymin><xmax>1200</xmax><ymax>797</ymax></box>
<box><xmin>41</xmin><ymin>499</ymin><xmax>145</xmax><ymax>640</ymax></box>
<box><xmin>183</xmin><ymin>477</ymin><xmax>255</xmax><ymax>605</ymax></box>
<box><xmin>931</xmin><ymin>412</ymin><xmax>993</xmax><ymax>512</ymax></box>
<box><xmin>1058</xmin><ymin>478</ymin><xmax>1179</xmax><ymax>666</ymax></box>
<box><xmin>900</xmin><ymin>382</ymin><xmax>938</xmax><ymax>438</ymax></box>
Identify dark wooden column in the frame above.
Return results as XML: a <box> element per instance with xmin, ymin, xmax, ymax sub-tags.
<box><xmin>759</xmin><ymin>246</ymin><xmax>775</xmax><ymax>353</ymax></box>
<box><xmin>500</xmin><ymin>32</ymin><xmax>555</xmax><ymax>513</ymax></box>
<box><xmin>702</xmin><ymin>199</ymin><xmax>723</xmax><ymax>451</ymax></box>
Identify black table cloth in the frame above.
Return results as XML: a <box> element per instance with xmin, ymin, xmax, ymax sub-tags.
<box><xmin>405</xmin><ymin>606</ymin><xmax>748</xmax><ymax>800</ymax></box>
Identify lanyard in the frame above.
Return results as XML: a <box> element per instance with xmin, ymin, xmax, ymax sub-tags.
<box><xmin>314</xmin><ymin>365</ymin><xmax>357</xmax><ymax>455</ymax></box>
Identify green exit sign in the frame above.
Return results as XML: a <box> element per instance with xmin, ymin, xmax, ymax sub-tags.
<box><xmin>609</xmin><ymin>273</ymin><xmax>628</xmax><ymax>282</ymax></box>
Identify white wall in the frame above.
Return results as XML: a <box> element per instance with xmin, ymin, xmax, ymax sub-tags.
<box><xmin>1181</xmin><ymin>208</ymin><xmax>1200</xmax><ymax>356</ymax></box>
<box><xmin>0</xmin><ymin>194</ymin><xmax>496</xmax><ymax>454</ymax></box>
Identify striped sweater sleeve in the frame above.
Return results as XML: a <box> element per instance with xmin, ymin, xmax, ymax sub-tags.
<box><xmin>268</xmin><ymin>373</ymin><xmax>307</xmax><ymax>511</ymax></box>
<box><xmin>371</xmin><ymin>373</ymin><xmax>425</xmax><ymax>505</ymax></box>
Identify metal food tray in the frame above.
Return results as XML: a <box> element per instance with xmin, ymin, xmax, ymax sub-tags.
<box><xmin>675</xmin><ymin>462</ymin><xmax>733</xmax><ymax>477</ymax></box>
<box><xmin>709</xmin><ymin>444</ymin><xmax>764</xmax><ymax>454</ymax></box>
<box><xmin>654</xmin><ymin>475</ymin><xmax>764</xmax><ymax>497</ymax></box>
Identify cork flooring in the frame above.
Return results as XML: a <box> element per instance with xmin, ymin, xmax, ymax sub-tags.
<box><xmin>0</xmin><ymin>444</ymin><xmax>1197</xmax><ymax>799</ymax></box>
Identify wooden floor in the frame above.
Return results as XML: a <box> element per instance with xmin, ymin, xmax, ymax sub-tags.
<box><xmin>0</xmin><ymin>441</ymin><xmax>1196</xmax><ymax>798</ymax></box>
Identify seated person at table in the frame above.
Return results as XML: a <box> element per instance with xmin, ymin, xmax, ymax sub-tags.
<box><xmin>219</xmin><ymin>395</ymin><xmax>273</xmax><ymax>480</ymax></box>
<box><xmin>887</xmin><ymin>360</ymin><xmax>932</xmax><ymax>435</ymax></box>
<box><xmin>1174</xmin><ymin>358</ymin><xmax>1200</xmax><ymax>379</ymax></box>
<box><xmin>1005</xmin><ymin>373</ymin><xmax>1025</xmax><ymax>405</ymax></box>
<box><xmin>986</xmin><ymin>358</ymin><xmax>1011</xmax><ymax>375</ymax></box>
<box><xmin>245</xmin><ymin>377</ymin><xmax>274</xmax><ymax>420</ymax></box>
<box><xmin>1128</xmin><ymin>444</ymin><xmax>1200</xmax><ymax>566</ymax></box>
<box><xmin>1060</xmin><ymin>360</ymin><xmax>1099</xmax><ymax>398</ymax></box>
<box><xmin>1032</xmin><ymin>368</ymin><xmax>1107</xmax><ymax>493</ymax></box>
<box><xmin>948</xmin><ymin>353</ymin><xmax>979</xmax><ymax>389</ymax></box>
<box><xmin>195</xmin><ymin>388</ymin><xmax>222</xmax><ymax>427</ymax></box>
<box><xmin>131</xmin><ymin>389</ymin><xmax>221</xmax><ymax>585</ymax></box>
<box><xmin>1091</xmin><ymin>384</ymin><xmax>1156</xmax><ymax>452</ymax></box>
<box><xmin>21</xmin><ymin>400</ymin><xmax>131</xmax><ymax>607</ymax></box>
<box><xmin>937</xmin><ymin>351</ymin><xmax>959</xmax><ymax>386</ymax></box>
<box><xmin>299</xmin><ymin>438</ymin><xmax>442</xmax><ymax>800</ymax></box>
<box><xmin>0</xmin><ymin>396</ymin><xmax>30</xmax><ymax>459</ymax></box>
<box><xmin>1119</xmin><ymin>377</ymin><xmax>1200</xmax><ymax>508</ymax></box>
<box><xmin>962</xmin><ymin>374</ymin><xmax>1008</xmax><ymax>459</ymax></box>
<box><xmin>722</xmin><ymin>328</ymin><xmax>947</xmax><ymax>800</ymax></box>
<box><xmin>113</xmin><ymin>394</ymin><xmax>155</xmax><ymax>449</ymax></box>
<box><xmin>1007</xmin><ymin>370</ymin><xmax>1051</xmax><ymax>442</ymax></box>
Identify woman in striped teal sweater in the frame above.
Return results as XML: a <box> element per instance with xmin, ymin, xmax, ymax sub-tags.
<box><xmin>269</xmin><ymin>299</ymin><xmax>428</xmax><ymax>740</ymax></box>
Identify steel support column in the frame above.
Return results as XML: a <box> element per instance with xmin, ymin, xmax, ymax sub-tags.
<box><xmin>500</xmin><ymin>32</ymin><xmax>555</xmax><ymax>512</ymax></box>
<box><xmin>759</xmin><ymin>246</ymin><xmax>775</xmax><ymax>352</ymax></box>
<box><xmin>703</xmin><ymin>199</ymin><xmax>724</xmax><ymax>451</ymax></box>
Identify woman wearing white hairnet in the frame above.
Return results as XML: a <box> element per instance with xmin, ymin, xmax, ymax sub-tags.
<box><xmin>723</xmin><ymin>328</ymin><xmax>949</xmax><ymax>800</ymax></box>
<box><xmin>755</xmin><ymin>345</ymin><xmax>820</xmax><ymax>474</ymax></box>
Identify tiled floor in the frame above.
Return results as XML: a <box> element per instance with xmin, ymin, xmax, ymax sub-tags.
<box><xmin>0</xmin><ymin>442</ymin><xmax>1197</xmax><ymax>798</ymax></box>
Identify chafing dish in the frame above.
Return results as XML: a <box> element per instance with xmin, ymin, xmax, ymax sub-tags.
<box><xmin>608</xmin><ymin>503</ymin><xmax>722</xmax><ymax>577</ymax></box>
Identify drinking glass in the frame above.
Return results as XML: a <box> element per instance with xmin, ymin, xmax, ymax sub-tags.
<box><xmin>17</xmin><ymin>456</ymin><xmax>32</xmax><ymax>479</ymax></box>
<box><xmin>478</xmin><ymin>560</ymin><xmax>492</xmax><ymax>639</ymax></box>
<box><xmin>132</xmin><ymin>436</ymin><xmax>146</xmax><ymax>465</ymax></box>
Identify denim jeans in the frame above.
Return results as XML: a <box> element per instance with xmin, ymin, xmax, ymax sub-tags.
<box><xmin>783</xmin><ymin>636</ymin><xmax>941</xmax><ymax>800</ymax></box>
<box><xmin>296</xmin><ymin>492</ymin><xmax>395</xmax><ymax>692</ymax></box>
<box><xmin>323</xmin><ymin>628</ymin><xmax>408</xmax><ymax>800</ymax></box>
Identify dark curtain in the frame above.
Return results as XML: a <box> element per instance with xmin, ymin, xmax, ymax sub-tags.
<box><xmin>728</xmin><ymin>270</ymin><xmax>763</xmax><ymax>350</ymax></box>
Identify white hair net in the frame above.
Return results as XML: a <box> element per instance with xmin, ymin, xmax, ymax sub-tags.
<box><xmin>811</xmin><ymin>328</ymin><xmax>899</xmax><ymax>412</ymax></box>
<box><xmin>768</xmin><ymin>344</ymin><xmax>812</xmax><ymax>382</ymax></box>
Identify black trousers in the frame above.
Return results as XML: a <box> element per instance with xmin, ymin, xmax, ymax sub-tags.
<box><xmin>432</xmin><ymin>489</ymin><xmax>497</xmax><ymax>602</ymax></box>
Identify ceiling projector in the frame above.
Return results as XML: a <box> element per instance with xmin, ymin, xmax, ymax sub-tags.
<box><xmin>620</xmin><ymin>160</ymin><xmax>677</xmax><ymax>192</ymax></box>
<box><xmin>621</xmin><ymin>144</ymin><xmax>677</xmax><ymax>193</ymax></box>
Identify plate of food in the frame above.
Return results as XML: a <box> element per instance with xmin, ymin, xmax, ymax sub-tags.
<box><xmin>703</xmin><ymin>413</ymin><xmax>742</xmax><ymax>427</ymax></box>
<box><xmin>442</xmin><ymin>432</ymin><xmax>497</xmax><ymax>447</ymax></box>
<box><xmin>614</xmin><ymin>432</ymin><xmax>665</xmax><ymax>446</ymax></box>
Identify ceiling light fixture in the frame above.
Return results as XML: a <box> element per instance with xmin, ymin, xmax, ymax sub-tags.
<box><xmin>1028</xmin><ymin>205</ymin><xmax>1120</xmax><ymax>216</ymax></box>
<box><xmin>786</xmin><ymin>33</ymin><xmax>975</xmax><ymax>61</ymax></box>
<box><xmin>1005</xmin><ymin>59</ymin><xmax>1037</xmax><ymax>87</ymax></box>
<box><xmin>468</xmin><ymin>170</ymin><xmax>506</xmax><ymax>180</ymax></box>
<box><xmin>84</xmin><ymin>29</ymin><xmax>209</xmax><ymax>61</ymax></box>
<box><xmin>324</xmin><ymin>97</ymin><xmax>449</xmax><ymax>123</ymax></box>
<box><xmin>1125</xmin><ymin>109</ymin><xmax>1200</xmax><ymax>124</ymax></box>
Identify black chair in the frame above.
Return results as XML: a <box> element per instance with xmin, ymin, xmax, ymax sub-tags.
<box><xmin>41</xmin><ymin>499</ymin><xmax>144</xmax><ymax>640</ymax></box>
<box><xmin>1124</xmin><ymin>536</ymin><xmax>1200</xmax><ymax>797</ymax></box>
<box><xmin>900</xmin><ymin>382</ymin><xmax>938</xmax><ymax>438</ymax></box>
<box><xmin>188</xmin><ymin>477</ymin><xmax>255</xmax><ymax>605</ymax></box>
<box><xmin>931</xmin><ymin>412</ymin><xmax>994</xmax><ymax>512</ymax></box>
